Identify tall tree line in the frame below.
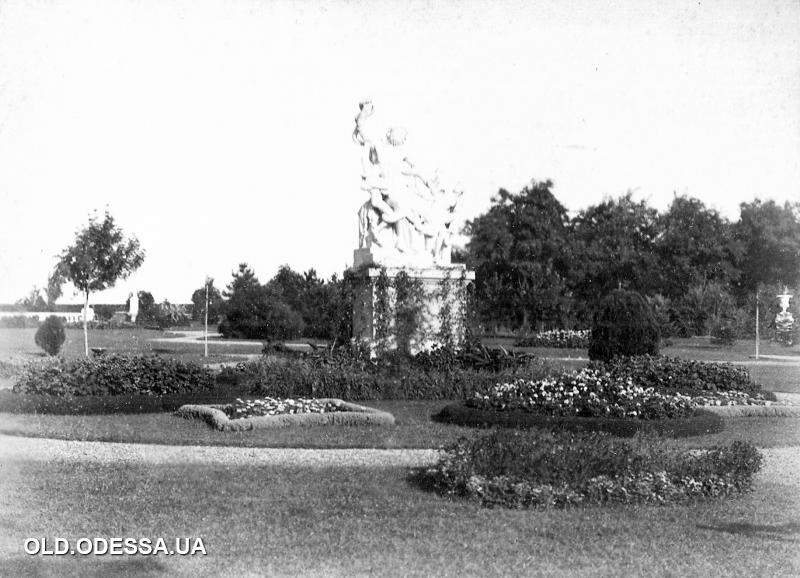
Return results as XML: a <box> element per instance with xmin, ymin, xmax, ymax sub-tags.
<box><xmin>463</xmin><ymin>180</ymin><xmax>800</xmax><ymax>336</ymax></box>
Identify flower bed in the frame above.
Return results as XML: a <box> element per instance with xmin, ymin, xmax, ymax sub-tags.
<box><xmin>467</xmin><ymin>368</ymin><xmax>696</xmax><ymax>419</ymax></box>
<box><xmin>419</xmin><ymin>429</ymin><xmax>763</xmax><ymax>508</ymax></box>
<box><xmin>223</xmin><ymin>397</ymin><xmax>342</xmax><ymax>419</ymax></box>
<box><xmin>176</xmin><ymin>398</ymin><xmax>395</xmax><ymax>431</ymax></box>
<box><xmin>590</xmin><ymin>355</ymin><xmax>767</xmax><ymax>397</ymax></box>
<box><xmin>516</xmin><ymin>329</ymin><xmax>590</xmax><ymax>349</ymax></box>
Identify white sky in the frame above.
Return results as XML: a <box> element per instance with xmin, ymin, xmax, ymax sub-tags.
<box><xmin>0</xmin><ymin>0</ymin><xmax>798</xmax><ymax>304</ymax></box>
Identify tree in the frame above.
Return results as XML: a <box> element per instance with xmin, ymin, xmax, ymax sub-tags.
<box><xmin>464</xmin><ymin>180</ymin><xmax>573</xmax><ymax>331</ymax></box>
<box><xmin>218</xmin><ymin>263</ymin><xmax>304</xmax><ymax>340</ymax></box>
<box><xmin>16</xmin><ymin>286</ymin><xmax>47</xmax><ymax>312</ymax></box>
<box><xmin>50</xmin><ymin>211</ymin><xmax>145</xmax><ymax>355</ymax></box>
<box><xmin>655</xmin><ymin>194</ymin><xmax>742</xmax><ymax>299</ymax></box>
<box><xmin>734</xmin><ymin>199</ymin><xmax>800</xmax><ymax>296</ymax></box>
<box><xmin>191</xmin><ymin>279</ymin><xmax>224</xmax><ymax>324</ymax></box>
<box><xmin>570</xmin><ymin>192</ymin><xmax>661</xmax><ymax>304</ymax></box>
<box><xmin>132</xmin><ymin>290</ymin><xmax>158</xmax><ymax>326</ymax></box>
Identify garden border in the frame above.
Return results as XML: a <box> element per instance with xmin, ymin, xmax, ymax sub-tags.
<box><xmin>176</xmin><ymin>399</ymin><xmax>396</xmax><ymax>431</ymax></box>
<box><xmin>432</xmin><ymin>403</ymin><xmax>725</xmax><ymax>438</ymax></box>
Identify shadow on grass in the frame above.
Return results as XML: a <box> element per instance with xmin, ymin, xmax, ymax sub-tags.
<box><xmin>3</xmin><ymin>555</ymin><xmax>168</xmax><ymax>577</ymax></box>
<box><xmin>405</xmin><ymin>467</ymin><xmax>448</xmax><ymax>498</ymax></box>
<box><xmin>697</xmin><ymin>521</ymin><xmax>800</xmax><ymax>543</ymax></box>
<box><xmin>432</xmin><ymin>403</ymin><xmax>726</xmax><ymax>438</ymax></box>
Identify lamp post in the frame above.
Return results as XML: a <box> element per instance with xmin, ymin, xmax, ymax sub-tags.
<box><xmin>204</xmin><ymin>276</ymin><xmax>211</xmax><ymax>358</ymax></box>
<box><xmin>754</xmin><ymin>287</ymin><xmax>759</xmax><ymax>360</ymax></box>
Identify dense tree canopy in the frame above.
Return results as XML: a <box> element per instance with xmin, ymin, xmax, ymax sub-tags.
<box><xmin>460</xmin><ymin>182</ymin><xmax>800</xmax><ymax>337</ymax></box>
<box><xmin>570</xmin><ymin>192</ymin><xmax>660</xmax><ymax>301</ymax></box>
<box><xmin>655</xmin><ymin>195</ymin><xmax>741</xmax><ymax>299</ymax></box>
<box><xmin>734</xmin><ymin>199</ymin><xmax>800</xmax><ymax>295</ymax></box>
<box><xmin>465</xmin><ymin>180</ymin><xmax>572</xmax><ymax>330</ymax></box>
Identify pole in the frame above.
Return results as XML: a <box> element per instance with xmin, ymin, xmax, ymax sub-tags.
<box><xmin>204</xmin><ymin>279</ymin><xmax>209</xmax><ymax>358</ymax></box>
<box><xmin>755</xmin><ymin>288</ymin><xmax>759</xmax><ymax>360</ymax></box>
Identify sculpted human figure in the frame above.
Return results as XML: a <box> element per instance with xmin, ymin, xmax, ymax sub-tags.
<box><xmin>353</xmin><ymin>101</ymin><xmax>463</xmax><ymax>264</ymax></box>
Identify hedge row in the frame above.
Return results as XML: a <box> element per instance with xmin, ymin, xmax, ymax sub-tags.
<box><xmin>221</xmin><ymin>357</ymin><xmax>556</xmax><ymax>401</ymax></box>
<box><xmin>12</xmin><ymin>355</ymin><xmax>214</xmax><ymax>397</ymax></box>
<box><xmin>419</xmin><ymin>429</ymin><xmax>762</xmax><ymax>508</ymax></box>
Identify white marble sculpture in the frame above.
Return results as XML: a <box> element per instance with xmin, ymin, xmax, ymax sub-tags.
<box><xmin>353</xmin><ymin>101</ymin><xmax>461</xmax><ymax>267</ymax></box>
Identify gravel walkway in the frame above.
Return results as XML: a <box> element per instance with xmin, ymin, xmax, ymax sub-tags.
<box><xmin>0</xmin><ymin>434</ymin><xmax>441</xmax><ymax>468</ymax></box>
<box><xmin>0</xmin><ymin>435</ymin><xmax>798</xmax><ymax>487</ymax></box>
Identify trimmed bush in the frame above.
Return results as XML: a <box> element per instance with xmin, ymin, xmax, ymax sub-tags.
<box><xmin>0</xmin><ymin>384</ymin><xmax>251</xmax><ymax>415</ymax></box>
<box><xmin>34</xmin><ymin>315</ymin><xmax>66</xmax><ymax>355</ymax></box>
<box><xmin>432</xmin><ymin>403</ymin><xmax>725</xmax><ymax>438</ymax></box>
<box><xmin>589</xmin><ymin>290</ymin><xmax>660</xmax><ymax>361</ymax></box>
<box><xmin>419</xmin><ymin>429</ymin><xmax>762</xmax><ymax>508</ymax></box>
<box><xmin>12</xmin><ymin>354</ymin><xmax>214</xmax><ymax>397</ymax></box>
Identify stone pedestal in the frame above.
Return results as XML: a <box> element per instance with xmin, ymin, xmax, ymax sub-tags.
<box><xmin>351</xmin><ymin>263</ymin><xmax>475</xmax><ymax>355</ymax></box>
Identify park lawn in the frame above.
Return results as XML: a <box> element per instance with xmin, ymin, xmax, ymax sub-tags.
<box><xmin>2</xmin><ymin>401</ymin><xmax>800</xmax><ymax>449</ymax></box>
<box><xmin>1</xmin><ymin>454</ymin><xmax>798</xmax><ymax>577</ymax></box>
<box><xmin>0</xmin><ymin>328</ymin><xmax>261</xmax><ymax>365</ymax></box>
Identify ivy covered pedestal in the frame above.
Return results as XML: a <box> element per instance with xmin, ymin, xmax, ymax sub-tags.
<box><xmin>351</xmin><ymin>264</ymin><xmax>475</xmax><ymax>355</ymax></box>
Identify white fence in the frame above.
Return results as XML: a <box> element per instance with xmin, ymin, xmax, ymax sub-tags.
<box><xmin>0</xmin><ymin>308</ymin><xmax>95</xmax><ymax>324</ymax></box>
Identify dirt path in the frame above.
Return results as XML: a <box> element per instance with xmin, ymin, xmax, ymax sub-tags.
<box><xmin>0</xmin><ymin>434</ymin><xmax>440</xmax><ymax>468</ymax></box>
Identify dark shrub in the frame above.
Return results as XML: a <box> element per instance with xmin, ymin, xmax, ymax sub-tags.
<box><xmin>419</xmin><ymin>429</ymin><xmax>762</xmax><ymax>508</ymax></box>
<box><xmin>220</xmin><ymin>298</ymin><xmax>304</xmax><ymax>340</ymax></box>
<box><xmin>34</xmin><ymin>315</ymin><xmax>66</xmax><ymax>355</ymax></box>
<box><xmin>0</xmin><ymin>384</ymin><xmax>250</xmax><ymax>415</ymax></box>
<box><xmin>589</xmin><ymin>289</ymin><xmax>660</xmax><ymax>361</ymax></box>
<box><xmin>12</xmin><ymin>355</ymin><xmax>214</xmax><ymax>396</ymax></box>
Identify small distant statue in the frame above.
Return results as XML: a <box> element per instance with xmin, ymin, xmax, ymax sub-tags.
<box><xmin>775</xmin><ymin>288</ymin><xmax>794</xmax><ymax>346</ymax></box>
<box><xmin>353</xmin><ymin>101</ymin><xmax>462</xmax><ymax>266</ymax></box>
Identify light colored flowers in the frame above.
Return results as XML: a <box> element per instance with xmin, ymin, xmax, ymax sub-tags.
<box><xmin>224</xmin><ymin>397</ymin><xmax>341</xmax><ymax>419</ymax></box>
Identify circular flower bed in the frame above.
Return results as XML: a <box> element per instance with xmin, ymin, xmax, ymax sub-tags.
<box><xmin>467</xmin><ymin>368</ymin><xmax>695</xmax><ymax>420</ymax></box>
<box><xmin>418</xmin><ymin>429</ymin><xmax>763</xmax><ymax>509</ymax></box>
<box><xmin>223</xmin><ymin>397</ymin><xmax>343</xmax><ymax>420</ymax></box>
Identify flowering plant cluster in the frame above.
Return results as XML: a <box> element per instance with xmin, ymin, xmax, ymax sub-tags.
<box><xmin>223</xmin><ymin>397</ymin><xmax>343</xmax><ymax>419</ymax></box>
<box><xmin>516</xmin><ymin>329</ymin><xmax>590</xmax><ymax>349</ymax></box>
<box><xmin>467</xmin><ymin>368</ymin><xmax>695</xmax><ymax>419</ymax></box>
<box><xmin>421</xmin><ymin>430</ymin><xmax>762</xmax><ymax>509</ymax></box>
<box><xmin>590</xmin><ymin>355</ymin><xmax>763</xmax><ymax>396</ymax></box>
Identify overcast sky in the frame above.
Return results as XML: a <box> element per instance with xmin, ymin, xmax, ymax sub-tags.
<box><xmin>0</xmin><ymin>0</ymin><xmax>798</xmax><ymax>304</ymax></box>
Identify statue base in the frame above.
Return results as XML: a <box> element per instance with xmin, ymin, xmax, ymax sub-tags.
<box><xmin>350</xmin><ymin>263</ymin><xmax>475</xmax><ymax>355</ymax></box>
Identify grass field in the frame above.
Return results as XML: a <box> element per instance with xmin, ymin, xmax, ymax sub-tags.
<box><xmin>1</xmin><ymin>453</ymin><xmax>798</xmax><ymax>577</ymax></box>
<box><xmin>0</xmin><ymin>327</ymin><xmax>262</xmax><ymax>365</ymax></box>
<box><xmin>2</xmin><ymin>329</ymin><xmax>800</xmax><ymax>576</ymax></box>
